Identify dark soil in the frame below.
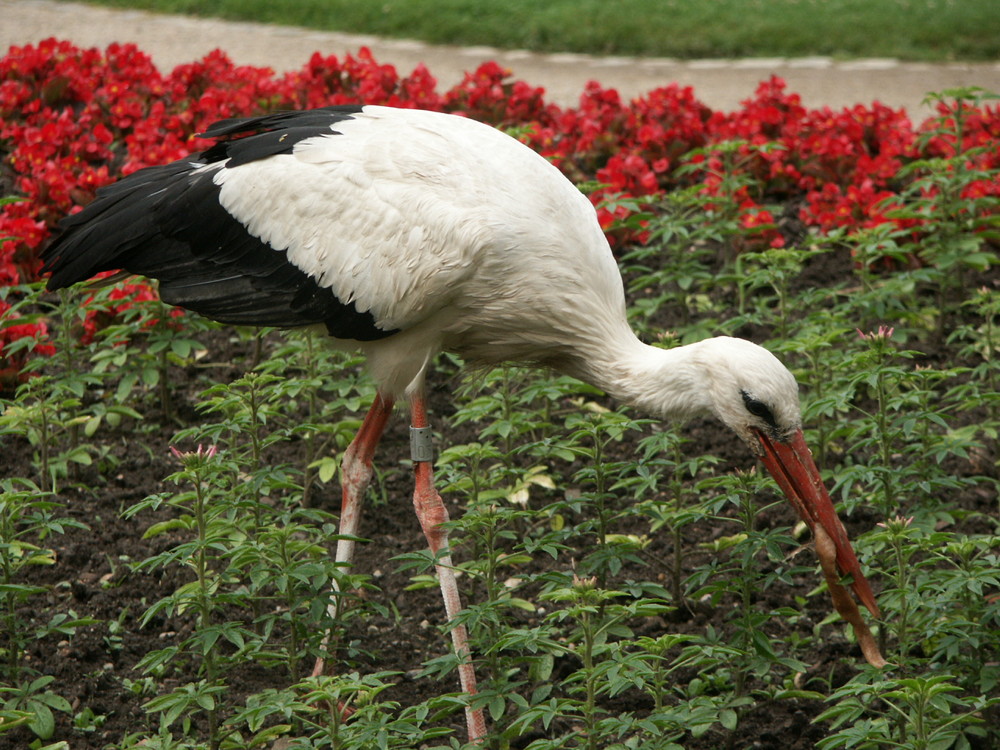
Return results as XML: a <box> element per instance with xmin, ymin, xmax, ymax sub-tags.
<box><xmin>4</xmin><ymin>247</ymin><xmax>998</xmax><ymax>749</ymax></box>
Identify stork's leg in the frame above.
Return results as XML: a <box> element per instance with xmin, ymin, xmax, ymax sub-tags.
<box><xmin>311</xmin><ymin>392</ymin><xmax>394</xmax><ymax>678</ymax></box>
<box><xmin>410</xmin><ymin>392</ymin><xmax>487</xmax><ymax>743</ymax></box>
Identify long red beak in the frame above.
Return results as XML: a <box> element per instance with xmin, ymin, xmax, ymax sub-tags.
<box><xmin>755</xmin><ymin>428</ymin><xmax>880</xmax><ymax>618</ymax></box>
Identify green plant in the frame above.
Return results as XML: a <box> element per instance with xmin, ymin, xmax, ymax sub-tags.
<box><xmin>0</xmin><ymin>285</ymin><xmax>143</xmax><ymax>491</ymax></box>
<box><xmin>817</xmin><ymin>673</ymin><xmax>997</xmax><ymax>750</ymax></box>
<box><xmin>88</xmin><ymin>292</ymin><xmax>212</xmax><ymax>420</ymax></box>
<box><xmin>626</xmin><ymin>427</ymin><xmax>720</xmax><ymax>607</ymax></box>
<box><xmin>684</xmin><ymin>469</ymin><xmax>810</xmax><ymax>723</ymax></box>
<box><xmin>947</xmin><ymin>285</ymin><xmax>1000</xmax><ymax>426</ymax></box>
<box><xmin>238</xmin><ymin>505</ymin><xmax>359</xmax><ymax>682</ymax></box>
<box><xmin>133</xmin><ymin>444</ymin><xmax>236</xmax><ymax>746</ymax></box>
<box><xmin>142</xmin><ymin>679</ymin><xmax>228</xmax><ymax>739</ymax></box>
<box><xmin>560</xmin><ymin>408</ymin><xmax>648</xmax><ymax>580</ymax></box>
<box><xmin>226</xmin><ymin>672</ymin><xmax>455</xmax><ymax>749</ymax></box>
<box><xmin>885</xmin><ymin>87</ymin><xmax>1000</xmax><ymax>336</ymax></box>
<box><xmin>622</xmin><ymin>186</ymin><xmax>721</xmax><ymax>340</ymax></box>
<box><xmin>833</xmin><ymin>327</ymin><xmax>982</xmax><ymax>526</ymax></box>
<box><xmin>0</xmin><ymin>478</ymin><xmax>89</xmax><ymax>683</ymax></box>
<box><xmin>256</xmin><ymin>331</ymin><xmax>376</xmax><ymax>508</ymax></box>
<box><xmin>0</xmin><ymin>675</ymin><xmax>72</xmax><ymax>741</ymax></box>
<box><xmin>726</xmin><ymin>244</ymin><xmax>824</xmax><ymax>339</ymax></box>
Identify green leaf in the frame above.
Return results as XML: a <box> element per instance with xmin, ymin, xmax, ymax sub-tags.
<box><xmin>27</xmin><ymin>702</ymin><xmax>54</xmax><ymax>740</ymax></box>
<box><xmin>66</xmin><ymin>447</ymin><xmax>92</xmax><ymax>466</ymax></box>
<box><xmin>405</xmin><ymin>575</ymin><xmax>439</xmax><ymax>591</ymax></box>
<box><xmin>719</xmin><ymin>708</ymin><xmax>738</xmax><ymax>731</ymax></box>
<box><xmin>774</xmin><ymin>688</ymin><xmax>829</xmax><ymax>701</ymax></box>
<box><xmin>530</xmin><ymin>653</ymin><xmax>554</xmax><ymax>682</ymax></box>
<box><xmin>488</xmin><ymin>694</ymin><xmax>505</xmax><ymax>721</ymax></box>
<box><xmin>171</xmin><ymin>339</ymin><xmax>192</xmax><ymax>358</ymax></box>
<box><xmin>143</xmin><ymin>518</ymin><xmax>192</xmax><ymax>539</ymax></box>
<box><xmin>35</xmin><ymin>693</ymin><xmax>72</xmax><ymax>712</ymax></box>
<box><xmin>195</xmin><ymin>693</ymin><xmax>215</xmax><ymax>711</ymax></box>
<box><xmin>309</xmin><ymin>456</ymin><xmax>338</xmax><ymax>483</ymax></box>
<box><xmin>83</xmin><ymin>415</ymin><xmax>102</xmax><ymax>437</ymax></box>
<box><xmin>505</xmin><ymin>597</ymin><xmax>536</xmax><ymax>612</ymax></box>
<box><xmin>0</xmin><ymin>709</ymin><xmax>32</xmax><ymax>734</ymax></box>
<box><xmin>115</xmin><ymin>373</ymin><xmax>138</xmax><ymax>403</ymax></box>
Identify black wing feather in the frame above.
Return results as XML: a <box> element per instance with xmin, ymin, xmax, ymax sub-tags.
<box><xmin>40</xmin><ymin>105</ymin><xmax>394</xmax><ymax>341</ymax></box>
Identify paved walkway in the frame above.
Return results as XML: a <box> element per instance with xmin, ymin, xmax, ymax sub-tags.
<box><xmin>3</xmin><ymin>0</ymin><xmax>1000</xmax><ymax>118</ymax></box>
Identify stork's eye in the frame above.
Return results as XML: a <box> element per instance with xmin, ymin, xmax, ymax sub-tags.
<box><xmin>741</xmin><ymin>390</ymin><xmax>778</xmax><ymax>429</ymax></box>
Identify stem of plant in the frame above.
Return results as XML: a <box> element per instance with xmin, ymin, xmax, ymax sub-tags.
<box><xmin>191</xmin><ymin>462</ymin><xmax>220</xmax><ymax>749</ymax></box>
<box><xmin>501</xmin><ymin>366</ymin><xmax>515</xmax><ymax>456</ymax></box>
<box><xmin>280</xmin><ymin>532</ymin><xmax>301</xmax><ymax>682</ymax></box>
<box><xmin>38</xmin><ymin>397</ymin><xmax>51</xmax><ymax>493</ymax></box>
<box><xmin>892</xmin><ymin>527</ymin><xmax>912</xmax><ymax>663</ymax></box>
<box><xmin>983</xmin><ymin>297</ymin><xmax>998</xmax><ymax>423</ymax></box>
<box><xmin>158</xmin><ymin>346</ymin><xmax>172</xmax><ymax>421</ymax></box>
<box><xmin>669</xmin><ymin>439</ymin><xmax>685</xmax><ymax>608</ymax></box>
<box><xmin>873</xmin><ymin>352</ymin><xmax>898</xmax><ymax>516</ymax></box>
<box><xmin>302</xmin><ymin>333</ymin><xmax>318</xmax><ymax>508</ymax></box>
<box><xmin>592</xmin><ymin>430</ymin><xmax>608</xmax><ymax>548</ymax></box>
<box><xmin>733</xmin><ymin>470</ymin><xmax>758</xmax><ymax>703</ymax></box>
<box><xmin>578</xmin><ymin>600</ymin><xmax>598</xmax><ymax>750</ymax></box>
<box><xmin>1</xmin><ymin>519</ymin><xmax>18</xmax><ymax>682</ymax></box>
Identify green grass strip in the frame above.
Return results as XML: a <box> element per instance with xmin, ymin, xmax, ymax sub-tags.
<box><xmin>71</xmin><ymin>0</ymin><xmax>1000</xmax><ymax>62</ymax></box>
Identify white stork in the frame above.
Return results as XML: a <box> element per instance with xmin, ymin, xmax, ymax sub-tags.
<box><xmin>41</xmin><ymin>104</ymin><xmax>880</xmax><ymax>742</ymax></box>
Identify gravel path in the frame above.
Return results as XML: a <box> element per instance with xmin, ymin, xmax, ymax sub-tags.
<box><xmin>3</xmin><ymin>0</ymin><xmax>1000</xmax><ymax>117</ymax></box>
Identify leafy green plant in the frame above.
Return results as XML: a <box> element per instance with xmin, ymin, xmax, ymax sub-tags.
<box><xmin>832</xmin><ymin>326</ymin><xmax>982</xmax><ymax>526</ymax></box>
<box><xmin>130</xmin><ymin>444</ymin><xmax>238</xmax><ymax>745</ymax></box>
<box><xmin>86</xmin><ymin>292</ymin><xmax>212</xmax><ymax>421</ymax></box>
<box><xmin>947</xmin><ymin>285</ymin><xmax>1000</xmax><ymax>427</ymax></box>
<box><xmin>623</xmin><ymin>186</ymin><xmax>721</xmax><ymax>340</ymax></box>
<box><xmin>685</xmin><ymin>470</ymin><xmax>809</xmax><ymax>716</ymax></box>
<box><xmin>817</xmin><ymin>673</ymin><xmax>997</xmax><ymax>750</ymax></box>
<box><xmin>0</xmin><ymin>285</ymin><xmax>144</xmax><ymax>490</ymax></box>
<box><xmin>256</xmin><ymin>330</ymin><xmax>376</xmax><ymax>508</ymax></box>
<box><xmin>560</xmin><ymin>408</ymin><xmax>649</xmax><ymax>580</ymax></box>
<box><xmin>0</xmin><ymin>478</ymin><xmax>88</xmax><ymax>683</ymax></box>
<box><xmin>888</xmin><ymin>88</ymin><xmax>1000</xmax><ymax>325</ymax></box>
<box><xmin>226</xmin><ymin>672</ymin><xmax>455</xmax><ymax>749</ymax></box>
<box><xmin>628</xmin><ymin>427</ymin><xmax>720</xmax><ymax>607</ymax></box>
<box><xmin>0</xmin><ymin>674</ymin><xmax>73</xmax><ymax>742</ymax></box>
<box><xmin>0</xmin><ymin>375</ymin><xmax>97</xmax><ymax>491</ymax></box>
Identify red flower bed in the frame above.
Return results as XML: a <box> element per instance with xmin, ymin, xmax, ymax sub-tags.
<box><xmin>2</xmin><ymin>38</ymin><xmax>999</xmax><ymax>371</ymax></box>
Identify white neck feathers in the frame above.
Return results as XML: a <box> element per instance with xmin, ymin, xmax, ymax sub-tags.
<box><xmin>568</xmin><ymin>331</ymin><xmax>714</xmax><ymax>422</ymax></box>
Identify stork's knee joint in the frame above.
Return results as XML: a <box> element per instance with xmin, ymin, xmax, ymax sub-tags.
<box><xmin>410</xmin><ymin>426</ymin><xmax>434</xmax><ymax>463</ymax></box>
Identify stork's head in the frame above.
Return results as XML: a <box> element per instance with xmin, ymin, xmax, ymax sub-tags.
<box><xmin>690</xmin><ymin>337</ymin><xmax>880</xmax><ymax>618</ymax></box>
<box><xmin>691</xmin><ymin>336</ymin><xmax>802</xmax><ymax>447</ymax></box>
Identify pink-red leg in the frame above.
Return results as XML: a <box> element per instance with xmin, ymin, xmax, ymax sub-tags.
<box><xmin>410</xmin><ymin>392</ymin><xmax>487</xmax><ymax>743</ymax></box>
<box><xmin>312</xmin><ymin>392</ymin><xmax>394</xmax><ymax>678</ymax></box>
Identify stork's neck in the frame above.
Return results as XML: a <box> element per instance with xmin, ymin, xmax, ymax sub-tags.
<box><xmin>568</xmin><ymin>330</ymin><xmax>714</xmax><ymax>422</ymax></box>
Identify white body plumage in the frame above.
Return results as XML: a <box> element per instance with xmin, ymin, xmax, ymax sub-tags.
<box><xmin>213</xmin><ymin>107</ymin><xmax>629</xmax><ymax>396</ymax></box>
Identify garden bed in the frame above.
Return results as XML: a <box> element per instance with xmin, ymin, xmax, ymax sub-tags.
<box><xmin>2</xmin><ymin>39</ymin><xmax>999</xmax><ymax>749</ymax></box>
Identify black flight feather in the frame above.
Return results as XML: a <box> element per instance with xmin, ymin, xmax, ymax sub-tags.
<box><xmin>40</xmin><ymin>105</ymin><xmax>394</xmax><ymax>341</ymax></box>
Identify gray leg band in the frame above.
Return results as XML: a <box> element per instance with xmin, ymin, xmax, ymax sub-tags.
<box><xmin>410</xmin><ymin>426</ymin><xmax>434</xmax><ymax>463</ymax></box>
